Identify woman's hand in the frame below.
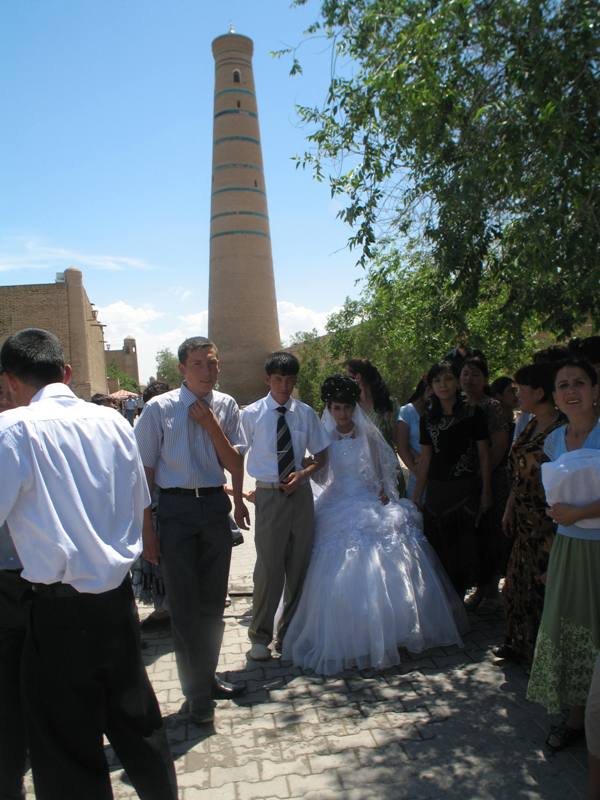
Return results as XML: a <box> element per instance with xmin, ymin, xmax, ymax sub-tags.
<box><xmin>476</xmin><ymin>490</ymin><xmax>493</xmax><ymax>527</ymax></box>
<box><xmin>546</xmin><ymin>503</ymin><xmax>581</xmax><ymax>526</ymax></box>
<box><xmin>378</xmin><ymin>488</ymin><xmax>390</xmax><ymax>505</ymax></box>
<box><xmin>502</xmin><ymin>492</ymin><xmax>515</xmax><ymax>537</ymax></box>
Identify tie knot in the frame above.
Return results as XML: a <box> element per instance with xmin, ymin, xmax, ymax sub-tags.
<box><xmin>276</xmin><ymin>406</ymin><xmax>287</xmax><ymax>414</ymax></box>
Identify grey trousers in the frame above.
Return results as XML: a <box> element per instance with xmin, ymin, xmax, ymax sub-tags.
<box><xmin>249</xmin><ymin>482</ymin><xmax>315</xmax><ymax>647</ymax></box>
<box><xmin>158</xmin><ymin>490</ymin><xmax>232</xmax><ymax>710</ymax></box>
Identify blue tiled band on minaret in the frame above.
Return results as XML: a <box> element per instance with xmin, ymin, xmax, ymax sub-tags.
<box><xmin>214</xmin><ymin>109</ymin><xmax>258</xmax><ymax>119</ymax></box>
<box><xmin>211</xmin><ymin>211</ymin><xmax>269</xmax><ymax>220</ymax></box>
<box><xmin>214</xmin><ymin>136</ymin><xmax>260</xmax><ymax>146</ymax></box>
<box><xmin>215</xmin><ymin>88</ymin><xmax>255</xmax><ymax>98</ymax></box>
<box><xmin>210</xmin><ymin>230</ymin><xmax>270</xmax><ymax>240</ymax></box>
<box><xmin>212</xmin><ymin>186</ymin><xmax>265</xmax><ymax>196</ymax></box>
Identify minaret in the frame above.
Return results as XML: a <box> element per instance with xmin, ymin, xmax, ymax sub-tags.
<box><xmin>209</xmin><ymin>30</ymin><xmax>281</xmax><ymax>404</ymax></box>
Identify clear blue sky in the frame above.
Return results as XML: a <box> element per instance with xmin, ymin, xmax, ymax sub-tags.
<box><xmin>0</xmin><ymin>0</ymin><xmax>362</xmax><ymax>381</ymax></box>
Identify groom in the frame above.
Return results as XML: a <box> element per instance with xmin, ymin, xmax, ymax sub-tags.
<box><xmin>241</xmin><ymin>352</ymin><xmax>329</xmax><ymax>660</ymax></box>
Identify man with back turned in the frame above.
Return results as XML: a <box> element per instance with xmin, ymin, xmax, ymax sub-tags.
<box><xmin>0</xmin><ymin>328</ymin><xmax>176</xmax><ymax>800</ymax></box>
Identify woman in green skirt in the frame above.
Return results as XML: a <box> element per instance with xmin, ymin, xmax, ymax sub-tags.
<box><xmin>527</xmin><ymin>357</ymin><xmax>600</xmax><ymax>751</ymax></box>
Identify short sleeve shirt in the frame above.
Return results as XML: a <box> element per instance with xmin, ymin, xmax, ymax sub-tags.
<box><xmin>241</xmin><ymin>394</ymin><xmax>330</xmax><ymax>483</ymax></box>
<box><xmin>420</xmin><ymin>404</ymin><xmax>489</xmax><ymax>481</ymax></box>
<box><xmin>397</xmin><ymin>403</ymin><xmax>421</xmax><ymax>454</ymax></box>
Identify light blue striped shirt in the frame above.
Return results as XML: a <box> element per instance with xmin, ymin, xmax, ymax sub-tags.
<box><xmin>135</xmin><ymin>383</ymin><xmax>246</xmax><ymax>488</ymax></box>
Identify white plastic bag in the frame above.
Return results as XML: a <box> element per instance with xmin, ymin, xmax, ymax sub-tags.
<box><xmin>541</xmin><ymin>449</ymin><xmax>600</xmax><ymax>529</ymax></box>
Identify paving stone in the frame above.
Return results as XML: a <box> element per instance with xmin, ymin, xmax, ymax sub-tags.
<box><xmin>287</xmin><ymin>770</ymin><xmax>344</xmax><ymax>795</ymax></box>
<box><xmin>261</xmin><ymin>755</ymin><xmax>311</xmax><ymax>780</ymax></box>
<box><xmin>210</xmin><ymin>761</ymin><xmax>260</xmax><ymax>787</ymax></box>
<box><xmin>183</xmin><ymin>785</ymin><xmax>237</xmax><ymax>800</ymax></box>
<box><xmin>237</xmin><ymin>776</ymin><xmax>289</xmax><ymax>800</ymax></box>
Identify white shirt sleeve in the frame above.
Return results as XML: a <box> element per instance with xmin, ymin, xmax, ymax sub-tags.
<box><xmin>0</xmin><ymin>428</ymin><xmax>27</xmax><ymax>526</ymax></box>
<box><xmin>306</xmin><ymin>409</ymin><xmax>330</xmax><ymax>455</ymax></box>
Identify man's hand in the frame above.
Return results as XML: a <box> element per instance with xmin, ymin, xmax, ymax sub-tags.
<box><xmin>280</xmin><ymin>470</ymin><xmax>304</xmax><ymax>495</ymax></box>
<box><xmin>188</xmin><ymin>400</ymin><xmax>217</xmax><ymax>430</ymax></box>
<box><xmin>142</xmin><ymin>520</ymin><xmax>160</xmax><ymax>565</ymax></box>
<box><xmin>378</xmin><ymin>488</ymin><xmax>390</xmax><ymax>505</ymax></box>
<box><xmin>234</xmin><ymin>501</ymin><xmax>251</xmax><ymax>530</ymax></box>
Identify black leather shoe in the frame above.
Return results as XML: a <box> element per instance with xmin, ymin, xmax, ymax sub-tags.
<box><xmin>212</xmin><ymin>676</ymin><xmax>245</xmax><ymax>699</ymax></box>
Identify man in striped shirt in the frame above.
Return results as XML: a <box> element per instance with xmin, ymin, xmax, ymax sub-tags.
<box><xmin>135</xmin><ymin>337</ymin><xmax>249</xmax><ymax>726</ymax></box>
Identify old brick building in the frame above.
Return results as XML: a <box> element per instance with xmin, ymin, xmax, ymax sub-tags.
<box><xmin>105</xmin><ymin>336</ymin><xmax>141</xmax><ymax>388</ymax></box>
<box><xmin>0</xmin><ymin>267</ymin><xmax>109</xmax><ymax>399</ymax></box>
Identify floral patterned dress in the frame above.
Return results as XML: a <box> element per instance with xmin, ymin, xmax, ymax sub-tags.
<box><xmin>503</xmin><ymin>417</ymin><xmax>562</xmax><ymax>663</ymax></box>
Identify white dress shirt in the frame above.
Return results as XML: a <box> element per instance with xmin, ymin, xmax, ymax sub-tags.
<box><xmin>0</xmin><ymin>383</ymin><xmax>150</xmax><ymax>593</ymax></box>
<box><xmin>135</xmin><ymin>383</ymin><xmax>246</xmax><ymax>488</ymax></box>
<box><xmin>241</xmin><ymin>393</ymin><xmax>330</xmax><ymax>482</ymax></box>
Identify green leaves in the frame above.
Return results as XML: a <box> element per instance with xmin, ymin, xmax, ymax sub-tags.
<box><xmin>289</xmin><ymin>0</ymin><xmax>600</xmax><ymax>342</ymax></box>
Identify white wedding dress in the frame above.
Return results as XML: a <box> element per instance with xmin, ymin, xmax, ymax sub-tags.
<box><xmin>282</xmin><ymin>417</ymin><xmax>467</xmax><ymax>676</ymax></box>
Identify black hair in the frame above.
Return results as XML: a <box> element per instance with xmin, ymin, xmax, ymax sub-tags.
<box><xmin>553</xmin><ymin>357</ymin><xmax>598</xmax><ymax>387</ymax></box>
<box><xmin>406</xmin><ymin>376</ymin><xmax>428</xmax><ymax>404</ymax></box>
<box><xmin>346</xmin><ymin>358</ymin><xmax>393</xmax><ymax>413</ymax></box>
<box><xmin>426</xmin><ymin>361</ymin><xmax>463</xmax><ymax>421</ymax></box>
<box><xmin>460</xmin><ymin>355</ymin><xmax>489</xmax><ymax>379</ymax></box>
<box><xmin>578</xmin><ymin>336</ymin><xmax>600</xmax><ymax>365</ymax></box>
<box><xmin>443</xmin><ymin>345</ymin><xmax>487</xmax><ymax>375</ymax></box>
<box><xmin>0</xmin><ymin>328</ymin><xmax>64</xmax><ymax>388</ymax></box>
<box><xmin>532</xmin><ymin>345</ymin><xmax>569</xmax><ymax>365</ymax></box>
<box><xmin>143</xmin><ymin>381</ymin><xmax>170</xmax><ymax>403</ymax></box>
<box><xmin>178</xmin><ymin>337</ymin><xmax>218</xmax><ymax>364</ymax></box>
<box><xmin>265</xmin><ymin>351</ymin><xmax>300</xmax><ymax>376</ymax></box>
<box><xmin>490</xmin><ymin>376</ymin><xmax>514</xmax><ymax>396</ymax></box>
<box><xmin>321</xmin><ymin>374</ymin><xmax>361</xmax><ymax>406</ymax></box>
<box><xmin>90</xmin><ymin>393</ymin><xmax>111</xmax><ymax>405</ymax></box>
<box><xmin>513</xmin><ymin>363</ymin><xmax>554</xmax><ymax>403</ymax></box>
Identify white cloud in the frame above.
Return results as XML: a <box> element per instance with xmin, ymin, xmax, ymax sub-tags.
<box><xmin>277</xmin><ymin>300</ymin><xmax>339</xmax><ymax>344</ymax></box>
<box><xmin>98</xmin><ymin>299</ymin><xmax>339</xmax><ymax>385</ymax></box>
<box><xmin>0</xmin><ymin>237</ymin><xmax>156</xmax><ymax>273</ymax></box>
<box><xmin>169</xmin><ymin>285</ymin><xmax>193</xmax><ymax>302</ymax></box>
<box><xmin>179</xmin><ymin>311</ymin><xmax>209</xmax><ymax>331</ymax></box>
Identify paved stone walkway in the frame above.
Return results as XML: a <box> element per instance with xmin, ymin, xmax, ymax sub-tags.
<box><xmin>25</xmin><ymin>501</ymin><xmax>588</xmax><ymax>799</ymax></box>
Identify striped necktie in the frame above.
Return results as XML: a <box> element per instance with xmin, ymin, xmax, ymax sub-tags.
<box><xmin>276</xmin><ymin>406</ymin><xmax>295</xmax><ymax>482</ymax></box>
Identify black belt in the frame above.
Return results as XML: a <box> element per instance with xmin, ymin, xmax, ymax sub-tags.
<box><xmin>31</xmin><ymin>582</ymin><xmax>81</xmax><ymax>598</ymax></box>
<box><xmin>160</xmin><ymin>486</ymin><xmax>224</xmax><ymax>497</ymax></box>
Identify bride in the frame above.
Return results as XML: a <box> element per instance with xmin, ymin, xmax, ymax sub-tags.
<box><xmin>282</xmin><ymin>375</ymin><xmax>467</xmax><ymax>675</ymax></box>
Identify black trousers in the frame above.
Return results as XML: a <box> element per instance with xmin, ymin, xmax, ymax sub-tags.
<box><xmin>22</xmin><ymin>578</ymin><xmax>177</xmax><ymax>800</ymax></box>
<box><xmin>0</xmin><ymin>570</ymin><xmax>29</xmax><ymax>800</ymax></box>
<box><xmin>158</xmin><ymin>490</ymin><xmax>233</xmax><ymax>710</ymax></box>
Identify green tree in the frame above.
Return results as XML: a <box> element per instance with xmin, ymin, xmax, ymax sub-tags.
<box><xmin>155</xmin><ymin>348</ymin><xmax>182</xmax><ymax>388</ymax></box>
<box><xmin>106</xmin><ymin>361</ymin><xmax>139</xmax><ymax>393</ymax></box>
<box><xmin>286</xmin><ymin>0</ymin><xmax>600</xmax><ymax>341</ymax></box>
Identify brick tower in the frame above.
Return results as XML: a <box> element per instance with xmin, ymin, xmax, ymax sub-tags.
<box><xmin>208</xmin><ymin>30</ymin><xmax>281</xmax><ymax>404</ymax></box>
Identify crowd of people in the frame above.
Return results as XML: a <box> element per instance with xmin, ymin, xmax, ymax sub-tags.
<box><xmin>0</xmin><ymin>327</ymin><xmax>599</xmax><ymax>799</ymax></box>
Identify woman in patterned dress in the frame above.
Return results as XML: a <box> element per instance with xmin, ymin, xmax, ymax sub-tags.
<box><xmin>527</xmin><ymin>358</ymin><xmax>600</xmax><ymax>751</ymax></box>
<box><xmin>495</xmin><ymin>363</ymin><xmax>562</xmax><ymax>664</ymax></box>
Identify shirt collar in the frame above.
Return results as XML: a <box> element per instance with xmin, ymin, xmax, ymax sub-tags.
<box><xmin>266</xmin><ymin>393</ymin><xmax>296</xmax><ymax>413</ymax></box>
<box><xmin>30</xmin><ymin>383</ymin><xmax>77</xmax><ymax>403</ymax></box>
<box><xmin>180</xmin><ymin>382</ymin><xmax>213</xmax><ymax>408</ymax></box>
